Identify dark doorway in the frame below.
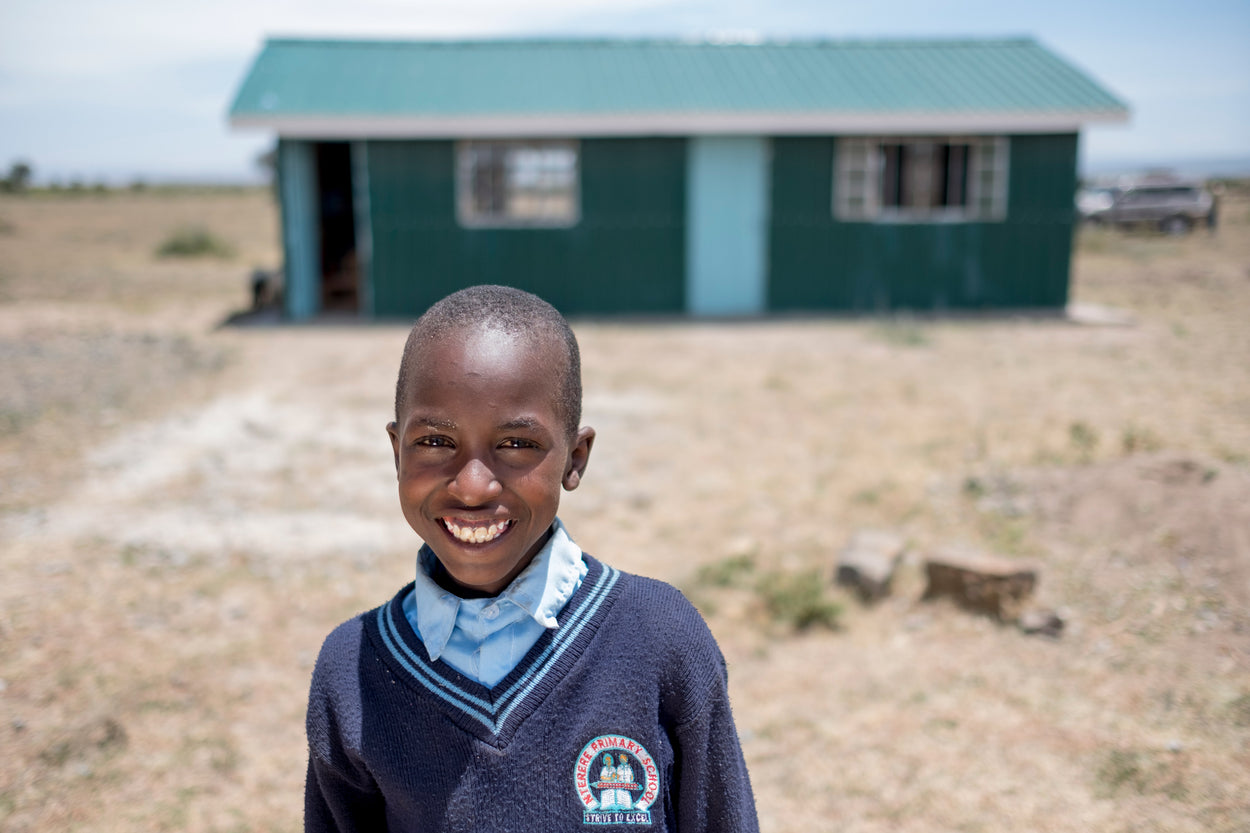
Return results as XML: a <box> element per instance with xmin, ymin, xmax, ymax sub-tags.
<box><xmin>315</xmin><ymin>143</ymin><xmax>358</xmax><ymax>312</ymax></box>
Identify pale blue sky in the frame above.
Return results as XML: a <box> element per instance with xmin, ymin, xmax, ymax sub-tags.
<box><xmin>0</xmin><ymin>0</ymin><xmax>1246</xmax><ymax>183</ymax></box>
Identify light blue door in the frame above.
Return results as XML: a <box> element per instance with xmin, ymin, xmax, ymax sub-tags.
<box><xmin>685</xmin><ymin>136</ymin><xmax>770</xmax><ymax>316</ymax></box>
<box><xmin>277</xmin><ymin>139</ymin><xmax>320</xmax><ymax>320</ymax></box>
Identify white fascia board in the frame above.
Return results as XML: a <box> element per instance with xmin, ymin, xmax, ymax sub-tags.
<box><xmin>231</xmin><ymin>108</ymin><xmax>1129</xmax><ymax>138</ymax></box>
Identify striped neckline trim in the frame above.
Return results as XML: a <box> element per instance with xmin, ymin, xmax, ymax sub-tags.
<box><xmin>374</xmin><ymin>559</ymin><xmax>621</xmax><ymax>740</ymax></box>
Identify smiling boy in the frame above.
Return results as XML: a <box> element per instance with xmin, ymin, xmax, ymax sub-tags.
<box><xmin>386</xmin><ymin>303</ymin><xmax>593</xmax><ymax>599</ymax></box>
<box><xmin>304</xmin><ymin>285</ymin><xmax>758</xmax><ymax>832</ymax></box>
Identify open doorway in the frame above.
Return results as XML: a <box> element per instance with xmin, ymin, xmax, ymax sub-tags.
<box><xmin>315</xmin><ymin>142</ymin><xmax>358</xmax><ymax>312</ymax></box>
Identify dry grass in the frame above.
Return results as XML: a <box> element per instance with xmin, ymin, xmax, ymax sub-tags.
<box><xmin>0</xmin><ymin>188</ymin><xmax>1247</xmax><ymax>831</ymax></box>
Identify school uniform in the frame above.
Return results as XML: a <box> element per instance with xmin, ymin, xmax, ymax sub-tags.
<box><xmin>304</xmin><ymin>520</ymin><xmax>758</xmax><ymax>832</ymax></box>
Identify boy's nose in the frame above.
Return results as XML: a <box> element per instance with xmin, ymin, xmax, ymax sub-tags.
<box><xmin>448</xmin><ymin>456</ymin><xmax>503</xmax><ymax>505</ymax></box>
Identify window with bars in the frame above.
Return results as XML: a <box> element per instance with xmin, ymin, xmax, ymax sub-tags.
<box><xmin>834</xmin><ymin>137</ymin><xmax>1008</xmax><ymax>222</ymax></box>
<box><xmin>457</xmin><ymin>140</ymin><xmax>580</xmax><ymax>227</ymax></box>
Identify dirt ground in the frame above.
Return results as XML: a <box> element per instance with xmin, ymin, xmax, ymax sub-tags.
<box><xmin>1</xmin><ymin>187</ymin><xmax>1247</xmax><ymax>832</ymax></box>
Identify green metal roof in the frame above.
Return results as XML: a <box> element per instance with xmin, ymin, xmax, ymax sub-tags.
<box><xmin>229</xmin><ymin>37</ymin><xmax>1128</xmax><ymax>137</ymax></box>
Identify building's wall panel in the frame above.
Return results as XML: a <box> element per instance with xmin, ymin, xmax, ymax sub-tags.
<box><xmin>996</xmin><ymin>133</ymin><xmax>1079</xmax><ymax>307</ymax></box>
<box><xmin>277</xmin><ymin>139</ymin><xmax>321</xmax><ymax>320</ymax></box>
<box><xmin>768</xmin><ymin>133</ymin><xmax>1079</xmax><ymax>311</ymax></box>
<box><xmin>366</xmin><ymin>138</ymin><xmax>686</xmax><ymax>317</ymax></box>
<box><xmin>686</xmin><ymin>136</ymin><xmax>770</xmax><ymax>315</ymax></box>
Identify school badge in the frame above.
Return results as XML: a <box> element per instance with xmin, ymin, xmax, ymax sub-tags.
<box><xmin>574</xmin><ymin>734</ymin><xmax>659</xmax><ymax>825</ymax></box>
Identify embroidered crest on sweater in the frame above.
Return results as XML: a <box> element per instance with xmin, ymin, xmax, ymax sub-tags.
<box><xmin>575</xmin><ymin>734</ymin><xmax>658</xmax><ymax>825</ymax></box>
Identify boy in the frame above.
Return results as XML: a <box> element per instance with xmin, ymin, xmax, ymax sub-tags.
<box><xmin>305</xmin><ymin>285</ymin><xmax>758</xmax><ymax>831</ymax></box>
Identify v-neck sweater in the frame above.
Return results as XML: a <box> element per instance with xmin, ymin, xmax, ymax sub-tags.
<box><xmin>304</xmin><ymin>555</ymin><xmax>759</xmax><ymax>832</ymax></box>
<box><xmin>400</xmin><ymin>519</ymin><xmax>587</xmax><ymax>686</ymax></box>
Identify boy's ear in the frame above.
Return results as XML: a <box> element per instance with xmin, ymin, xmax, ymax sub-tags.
<box><xmin>562</xmin><ymin>426</ymin><xmax>595</xmax><ymax>491</ymax></box>
<box><xmin>386</xmin><ymin>421</ymin><xmax>401</xmax><ymax>473</ymax></box>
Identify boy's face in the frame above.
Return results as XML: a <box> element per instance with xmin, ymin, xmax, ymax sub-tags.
<box><xmin>387</xmin><ymin>325</ymin><xmax>594</xmax><ymax>597</ymax></box>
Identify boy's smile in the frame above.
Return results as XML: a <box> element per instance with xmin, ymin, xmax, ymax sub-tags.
<box><xmin>387</xmin><ymin>325</ymin><xmax>593</xmax><ymax>597</ymax></box>
<box><xmin>442</xmin><ymin>518</ymin><xmax>512</xmax><ymax>544</ymax></box>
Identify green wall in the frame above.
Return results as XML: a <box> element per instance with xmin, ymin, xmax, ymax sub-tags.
<box><xmin>768</xmin><ymin>133</ymin><xmax>1079</xmax><ymax>311</ymax></box>
<box><xmin>347</xmin><ymin>132</ymin><xmax>1079</xmax><ymax>317</ymax></box>
<box><xmin>366</xmin><ymin>138</ymin><xmax>687</xmax><ymax>317</ymax></box>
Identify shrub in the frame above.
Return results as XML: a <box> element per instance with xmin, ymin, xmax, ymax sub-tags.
<box><xmin>686</xmin><ymin>557</ymin><xmax>843</xmax><ymax>633</ymax></box>
<box><xmin>1121</xmin><ymin>423</ymin><xmax>1163</xmax><ymax>455</ymax></box>
<box><xmin>1094</xmin><ymin>747</ymin><xmax>1187</xmax><ymax>800</ymax></box>
<box><xmin>693</xmin><ymin>554</ymin><xmax>757</xmax><ymax>588</ymax></box>
<box><xmin>1228</xmin><ymin>692</ymin><xmax>1250</xmax><ymax>727</ymax></box>
<box><xmin>756</xmin><ymin>569</ymin><xmax>843</xmax><ymax>631</ymax></box>
<box><xmin>156</xmin><ymin>226</ymin><xmax>234</xmax><ymax>259</ymax></box>
<box><xmin>873</xmin><ymin>315</ymin><xmax>931</xmax><ymax>348</ymax></box>
<box><xmin>1068</xmin><ymin>420</ymin><xmax>1099</xmax><ymax>460</ymax></box>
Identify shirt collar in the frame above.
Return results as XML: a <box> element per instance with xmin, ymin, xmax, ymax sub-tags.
<box><xmin>410</xmin><ymin>518</ymin><xmax>584</xmax><ymax>660</ymax></box>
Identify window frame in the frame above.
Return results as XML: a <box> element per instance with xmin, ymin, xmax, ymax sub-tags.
<box><xmin>834</xmin><ymin>136</ymin><xmax>1009</xmax><ymax>223</ymax></box>
<box><xmin>455</xmin><ymin>139</ymin><xmax>581</xmax><ymax>229</ymax></box>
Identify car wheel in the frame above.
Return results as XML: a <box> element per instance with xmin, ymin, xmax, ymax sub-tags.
<box><xmin>1160</xmin><ymin>215</ymin><xmax>1191</xmax><ymax>236</ymax></box>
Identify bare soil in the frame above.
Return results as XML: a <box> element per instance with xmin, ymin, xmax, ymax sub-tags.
<box><xmin>1</xmin><ymin>188</ymin><xmax>1247</xmax><ymax>832</ymax></box>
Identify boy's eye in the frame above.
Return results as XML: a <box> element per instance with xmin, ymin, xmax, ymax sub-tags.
<box><xmin>499</xmin><ymin>438</ymin><xmax>538</xmax><ymax>450</ymax></box>
<box><xmin>414</xmin><ymin>435</ymin><xmax>454</xmax><ymax>448</ymax></box>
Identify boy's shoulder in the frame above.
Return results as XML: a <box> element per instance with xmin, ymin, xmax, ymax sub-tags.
<box><xmin>594</xmin><ymin>559</ymin><xmax>730</xmax><ymax>721</ymax></box>
<box><xmin>311</xmin><ymin>583</ymin><xmax>411</xmax><ymax>676</ymax></box>
<box><xmin>309</xmin><ymin>611</ymin><xmax>371</xmax><ymax>697</ymax></box>
<box><xmin>593</xmin><ymin>558</ymin><xmax>723</xmax><ymax>657</ymax></box>
<box><xmin>606</xmin><ymin>563</ymin><xmax>702</xmax><ymax>621</ymax></box>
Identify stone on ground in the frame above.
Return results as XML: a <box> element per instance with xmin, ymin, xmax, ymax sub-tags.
<box><xmin>836</xmin><ymin>529</ymin><xmax>905</xmax><ymax>602</ymax></box>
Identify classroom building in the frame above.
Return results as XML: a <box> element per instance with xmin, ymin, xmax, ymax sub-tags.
<box><xmin>228</xmin><ymin>38</ymin><xmax>1128</xmax><ymax>319</ymax></box>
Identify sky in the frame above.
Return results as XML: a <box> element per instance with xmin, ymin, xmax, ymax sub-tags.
<box><xmin>0</xmin><ymin>0</ymin><xmax>1246</xmax><ymax>184</ymax></box>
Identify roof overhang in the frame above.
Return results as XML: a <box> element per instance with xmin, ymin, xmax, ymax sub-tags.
<box><xmin>230</xmin><ymin>108</ymin><xmax>1130</xmax><ymax>139</ymax></box>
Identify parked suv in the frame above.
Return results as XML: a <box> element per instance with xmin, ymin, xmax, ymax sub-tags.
<box><xmin>1079</xmin><ymin>178</ymin><xmax>1215</xmax><ymax>235</ymax></box>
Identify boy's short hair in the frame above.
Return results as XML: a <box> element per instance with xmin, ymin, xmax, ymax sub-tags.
<box><xmin>394</xmin><ymin>285</ymin><xmax>583</xmax><ymax>437</ymax></box>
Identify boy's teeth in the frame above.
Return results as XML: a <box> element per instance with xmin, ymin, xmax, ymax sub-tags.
<box><xmin>444</xmin><ymin>519</ymin><xmax>509</xmax><ymax>543</ymax></box>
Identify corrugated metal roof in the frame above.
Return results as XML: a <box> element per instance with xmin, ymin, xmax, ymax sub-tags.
<box><xmin>229</xmin><ymin>38</ymin><xmax>1128</xmax><ymax>136</ymax></box>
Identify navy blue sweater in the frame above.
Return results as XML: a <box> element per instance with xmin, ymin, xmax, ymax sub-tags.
<box><xmin>305</xmin><ymin>556</ymin><xmax>758</xmax><ymax>832</ymax></box>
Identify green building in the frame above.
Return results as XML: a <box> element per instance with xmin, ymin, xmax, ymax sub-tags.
<box><xmin>228</xmin><ymin>38</ymin><xmax>1127</xmax><ymax>319</ymax></box>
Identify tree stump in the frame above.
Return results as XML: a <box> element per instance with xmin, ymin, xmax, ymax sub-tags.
<box><xmin>922</xmin><ymin>548</ymin><xmax>1038</xmax><ymax>621</ymax></box>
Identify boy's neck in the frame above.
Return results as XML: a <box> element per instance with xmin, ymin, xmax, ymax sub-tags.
<box><xmin>430</xmin><ymin>559</ymin><xmax>497</xmax><ymax>599</ymax></box>
<box><xmin>428</xmin><ymin>527</ymin><xmax>554</xmax><ymax>599</ymax></box>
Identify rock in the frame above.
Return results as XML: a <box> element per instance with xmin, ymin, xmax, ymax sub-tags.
<box><xmin>922</xmin><ymin>548</ymin><xmax>1038</xmax><ymax>621</ymax></box>
<box><xmin>836</xmin><ymin>529</ymin><xmax>905</xmax><ymax>602</ymax></box>
<box><xmin>1018</xmin><ymin>608</ymin><xmax>1064</xmax><ymax>638</ymax></box>
<box><xmin>1066</xmin><ymin>302</ymin><xmax>1136</xmax><ymax>327</ymax></box>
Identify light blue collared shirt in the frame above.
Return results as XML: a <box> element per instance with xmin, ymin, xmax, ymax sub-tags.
<box><xmin>401</xmin><ymin>518</ymin><xmax>588</xmax><ymax>687</ymax></box>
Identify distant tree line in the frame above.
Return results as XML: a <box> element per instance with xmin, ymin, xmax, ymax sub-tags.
<box><xmin>1</xmin><ymin>160</ymin><xmax>33</xmax><ymax>193</ymax></box>
<box><xmin>1</xmin><ymin>148</ymin><xmax>283</xmax><ymax>194</ymax></box>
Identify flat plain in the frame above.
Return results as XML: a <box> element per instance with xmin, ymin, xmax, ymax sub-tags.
<box><xmin>1</xmin><ymin>187</ymin><xmax>1247</xmax><ymax>831</ymax></box>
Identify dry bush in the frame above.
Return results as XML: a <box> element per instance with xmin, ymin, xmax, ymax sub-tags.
<box><xmin>156</xmin><ymin>226</ymin><xmax>235</xmax><ymax>259</ymax></box>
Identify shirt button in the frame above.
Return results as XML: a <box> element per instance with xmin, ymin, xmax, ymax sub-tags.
<box><xmin>483</xmin><ymin>605</ymin><xmax>499</xmax><ymax>620</ymax></box>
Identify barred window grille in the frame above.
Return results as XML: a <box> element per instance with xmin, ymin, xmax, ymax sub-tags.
<box><xmin>835</xmin><ymin>136</ymin><xmax>1008</xmax><ymax>222</ymax></box>
<box><xmin>457</xmin><ymin>140</ymin><xmax>580</xmax><ymax>227</ymax></box>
